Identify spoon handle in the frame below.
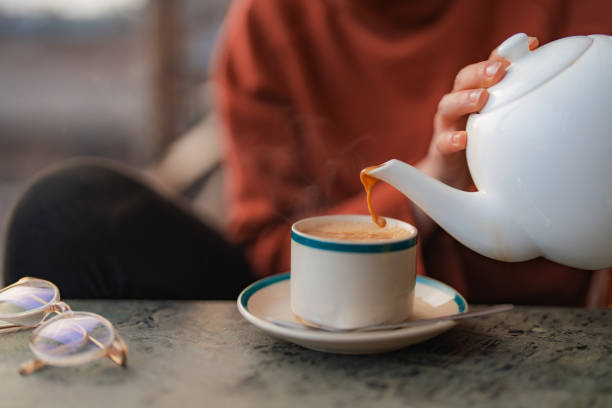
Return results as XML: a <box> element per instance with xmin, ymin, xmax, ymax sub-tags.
<box><xmin>267</xmin><ymin>304</ymin><xmax>514</xmax><ymax>332</ymax></box>
<box><xmin>355</xmin><ymin>304</ymin><xmax>514</xmax><ymax>332</ymax></box>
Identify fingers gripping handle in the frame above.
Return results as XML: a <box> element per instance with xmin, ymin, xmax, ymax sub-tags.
<box><xmin>497</xmin><ymin>33</ymin><xmax>531</xmax><ymax>62</ymax></box>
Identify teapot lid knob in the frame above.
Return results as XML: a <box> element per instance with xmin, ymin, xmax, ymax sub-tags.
<box><xmin>480</xmin><ymin>34</ymin><xmax>593</xmax><ymax>113</ymax></box>
<box><xmin>497</xmin><ymin>33</ymin><xmax>531</xmax><ymax>62</ymax></box>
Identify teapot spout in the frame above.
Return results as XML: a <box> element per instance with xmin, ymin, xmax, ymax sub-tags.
<box><xmin>369</xmin><ymin>160</ymin><xmax>540</xmax><ymax>262</ymax></box>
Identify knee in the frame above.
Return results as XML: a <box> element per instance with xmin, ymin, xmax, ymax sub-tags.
<box><xmin>2</xmin><ymin>159</ymin><xmax>137</xmax><ymax>284</ymax></box>
<box><xmin>15</xmin><ymin>159</ymin><xmax>140</xmax><ymax>205</ymax></box>
<box><xmin>4</xmin><ymin>159</ymin><xmax>136</xmax><ymax>236</ymax></box>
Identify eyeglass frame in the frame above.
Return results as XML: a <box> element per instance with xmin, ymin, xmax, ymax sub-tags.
<box><xmin>0</xmin><ymin>277</ymin><xmax>128</xmax><ymax>375</ymax></box>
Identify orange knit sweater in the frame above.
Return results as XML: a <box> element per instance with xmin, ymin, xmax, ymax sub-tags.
<box><xmin>212</xmin><ymin>0</ymin><xmax>612</xmax><ymax>305</ymax></box>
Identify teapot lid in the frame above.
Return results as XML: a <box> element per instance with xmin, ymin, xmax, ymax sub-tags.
<box><xmin>481</xmin><ymin>33</ymin><xmax>593</xmax><ymax>113</ymax></box>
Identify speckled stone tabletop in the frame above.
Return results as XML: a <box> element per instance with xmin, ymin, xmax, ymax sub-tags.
<box><xmin>0</xmin><ymin>301</ymin><xmax>610</xmax><ymax>408</ymax></box>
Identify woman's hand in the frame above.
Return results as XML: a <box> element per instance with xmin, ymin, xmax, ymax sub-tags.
<box><xmin>414</xmin><ymin>36</ymin><xmax>539</xmax><ymax>239</ymax></box>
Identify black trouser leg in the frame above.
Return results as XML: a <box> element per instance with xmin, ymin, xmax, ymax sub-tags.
<box><xmin>2</xmin><ymin>159</ymin><xmax>254</xmax><ymax>299</ymax></box>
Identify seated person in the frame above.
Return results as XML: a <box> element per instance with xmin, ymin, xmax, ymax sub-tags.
<box><xmin>3</xmin><ymin>0</ymin><xmax>611</xmax><ymax>303</ymax></box>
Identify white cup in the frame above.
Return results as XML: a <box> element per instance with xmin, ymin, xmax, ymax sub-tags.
<box><xmin>290</xmin><ymin>214</ymin><xmax>418</xmax><ymax>329</ymax></box>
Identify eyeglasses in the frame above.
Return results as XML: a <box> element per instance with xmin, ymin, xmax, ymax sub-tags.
<box><xmin>0</xmin><ymin>277</ymin><xmax>127</xmax><ymax>375</ymax></box>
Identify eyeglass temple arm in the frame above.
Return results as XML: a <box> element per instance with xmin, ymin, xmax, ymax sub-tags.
<box><xmin>19</xmin><ymin>358</ymin><xmax>45</xmax><ymax>375</ymax></box>
<box><xmin>0</xmin><ymin>323</ymin><xmax>24</xmax><ymax>333</ymax></box>
<box><xmin>77</xmin><ymin>326</ymin><xmax>127</xmax><ymax>367</ymax></box>
<box><xmin>106</xmin><ymin>333</ymin><xmax>128</xmax><ymax>367</ymax></box>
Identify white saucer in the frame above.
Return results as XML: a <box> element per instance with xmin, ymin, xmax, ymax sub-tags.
<box><xmin>237</xmin><ymin>273</ymin><xmax>468</xmax><ymax>354</ymax></box>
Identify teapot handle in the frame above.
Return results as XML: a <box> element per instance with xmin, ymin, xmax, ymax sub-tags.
<box><xmin>497</xmin><ymin>33</ymin><xmax>531</xmax><ymax>62</ymax></box>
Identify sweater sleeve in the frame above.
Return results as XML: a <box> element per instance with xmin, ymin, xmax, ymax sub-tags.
<box><xmin>212</xmin><ymin>1</ymin><xmax>424</xmax><ymax>278</ymax></box>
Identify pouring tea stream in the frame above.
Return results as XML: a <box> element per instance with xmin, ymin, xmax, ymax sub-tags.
<box><xmin>365</xmin><ymin>33</ymin><xmax>612</xmax><ymax>270</ymax></box>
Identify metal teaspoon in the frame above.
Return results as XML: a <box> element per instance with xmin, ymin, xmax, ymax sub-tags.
<box><xmin>267</xmin><ymin>303</ymin><xmax>514</xmax><ymax>332</ymax></box>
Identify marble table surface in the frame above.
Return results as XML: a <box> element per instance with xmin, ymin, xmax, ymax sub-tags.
<box><xmin>0</xmin><ymin>301</ymin><xmax>610</xmax><ymax>408</ymax></box>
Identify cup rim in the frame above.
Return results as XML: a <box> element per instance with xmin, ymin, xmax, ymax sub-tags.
<box><xmin>291</xmin><ymin>214</ymin><xmax>418</xmax><ymax>253</ymax></box>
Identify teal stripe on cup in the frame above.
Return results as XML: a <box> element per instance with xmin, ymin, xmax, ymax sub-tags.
<box><xmin>291</xmin><ymin>231</ymin><xmax>417</xmax><ymax>253</ymax></box>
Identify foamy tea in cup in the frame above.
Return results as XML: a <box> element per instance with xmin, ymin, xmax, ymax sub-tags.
<box><xmin>299</xmin><ymin>220</ymin><xmax>412</xmax><ymax>241</ymax></box>
<box><xmin>290</xmin><ymin>215</ymin><xmax>418</xmax><ymax>330</ymax></box>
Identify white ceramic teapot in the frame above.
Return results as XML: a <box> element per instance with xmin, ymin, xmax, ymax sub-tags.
<box><xmin>367</xmin><ymin>33</ymin><xmax>612</xmax><ymax>270</ymax></box>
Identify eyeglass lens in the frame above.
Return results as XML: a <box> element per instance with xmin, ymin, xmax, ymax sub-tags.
<box><xmin>0</xmin><ymin>281</ymin><xmax>55</xmax><ymax>314</ymax></box>
<box><xmin>31</xmin><ymin>313</ymin><xmax>115</xmax><ymax>363</ymax></box>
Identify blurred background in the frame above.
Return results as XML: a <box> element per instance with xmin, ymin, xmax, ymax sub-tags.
<box><xmin>0</xmin><ymin>0</ymin><xmax>233</xmax><ymax>272</ymax></box>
